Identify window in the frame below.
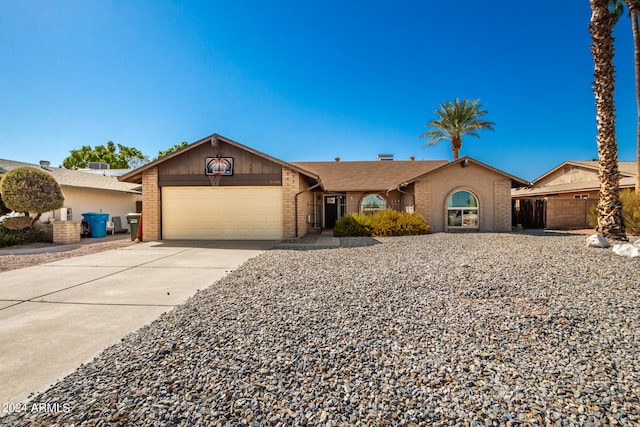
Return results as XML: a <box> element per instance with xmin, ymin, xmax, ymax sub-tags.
<box><xmin>447</xmin><ymin>190</ymin><xmax>479</xmax><ymax>228</ymax></box>
<box><xmin>361</xmin><ymin>194</ymin><xmax>387</xmax><ymax>213</ymax></box>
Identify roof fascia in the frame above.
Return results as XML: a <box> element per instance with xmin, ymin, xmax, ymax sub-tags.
<box><xmin>118</xmin><ymin>133</ymin><xmax>322</xmax><ymax>186</ymax></box>
<box><xmin>530</xmin><ymin>160</ymin><xmax>635</xmax><ymax>186</ymax></box>
<box><xmin>390</xmin><ymin>157</ymin><xmax>529</xmax><ymax>191</ymax></box>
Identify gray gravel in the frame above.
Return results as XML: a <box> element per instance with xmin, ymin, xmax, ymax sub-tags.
<box><xmin>2</xmin><ymin>232</ymin><xmax>639</xmax><ymax>426</ymax></box>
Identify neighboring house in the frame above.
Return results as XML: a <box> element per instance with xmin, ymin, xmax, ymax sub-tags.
<box><xmin>0</xmin><ymin>159</ymin><xmax>141</xmax><ymax>225</ymax></box>
<box><xmin>78</xmin><ymin>162</ymin><xmax>132</xmax><ymax>177</ymax></box>
<box><xmin>119</xmin><ymin>133</ymin><xmax>528</xmax><ymax>240</ymax></box>
<box><xmin>512</xmin><ymin>160</ymin><xmax>637</xmax><ymax>229</ymax></box>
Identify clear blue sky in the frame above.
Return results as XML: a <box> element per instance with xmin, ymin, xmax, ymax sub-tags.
<box><xmin>1</xmin><ymin>1</ymin><xmax>638</xmax><ymax>181</ymax></box>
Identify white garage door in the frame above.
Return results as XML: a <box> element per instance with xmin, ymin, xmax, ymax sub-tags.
<box><xmin>162</xmin><ymin>186</ymin><xmax>283</xmax><ymax>240</ymax></box>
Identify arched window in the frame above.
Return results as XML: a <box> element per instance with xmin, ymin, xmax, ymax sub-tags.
<box><xmin>361</xmin><ymin>194</ymin><xmax>387</xmax><ymax>214</ymax></box>
<box><xmin>447</xmin><ymin>190</ymin><xmax>479</xmax><ymax>228</ymax></box>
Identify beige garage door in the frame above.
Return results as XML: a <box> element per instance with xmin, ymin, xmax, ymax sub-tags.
<box><xmin>162</xmin><ymin>186</ymin><xmax>283</xmax><ymax>239</ymax></box>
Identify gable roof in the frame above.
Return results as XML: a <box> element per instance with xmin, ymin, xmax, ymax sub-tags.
<box><xmin>512</xmin><ymin>160</ymin><xmax>637</xmax><ymax>197</ymax></box>
<box><xmin>387</xmin><ymin>156</ymin><xmax>529</xmax><ymax>191</ymax></box>
<box><xmin>512</xmin><ymin>176</ymin><xmax>637</xmax><ymax>197</ymax></box>
<box><xmin>0</xmin><ymin>159</ymin><xmax>141</xmax><ymax>194</ymax></box>
<box><xmin>119</xmin><ymin>133</ymin><xmax>322</xmax><ymax>185</ymax></box>
<box><xmin>531</xmin><ymin>160</ymin><xmax>636</xmax><ymax>184</ymax></box>
<box><xmin>291</xmin><ymin>160</ymin><xmax>448</xmax><ymax>192</ymax></box>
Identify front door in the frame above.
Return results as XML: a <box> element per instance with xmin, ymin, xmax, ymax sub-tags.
<box><xmin>324</xmin><ymin>195</ymin><xmax>342</xmax><ymax>228</ymax></box>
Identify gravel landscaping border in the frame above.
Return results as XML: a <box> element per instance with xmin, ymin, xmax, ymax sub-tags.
<box><xmin>2</xmin><ymin>232</ymin><xmax>639</xmax><ymax>425</ymax></box>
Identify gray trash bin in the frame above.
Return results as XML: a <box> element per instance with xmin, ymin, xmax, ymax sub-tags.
<box><xmin>126</xmin><ymin>213</ymin><xmax>141</xmax><ymax>241</ymax></box>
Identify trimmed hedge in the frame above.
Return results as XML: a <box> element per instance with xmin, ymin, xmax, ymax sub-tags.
<box><xmin>588</xmin><ymin>189</ymin><xmax>640</xmax><ymax>235</ymax></box>
<box><xmin>334</xmin><ymin>209</ymin><xmax>431</xmax><ymax>237</ymax></box>
<box><xmin>0</xmin><ymin>224</ymin><xmax>49</xmax><ymax>248</ymax></box>
<box><xmin>0</xmin><ymin>167</ymin><xmax>64</xmax><ymax>229</ymax></box>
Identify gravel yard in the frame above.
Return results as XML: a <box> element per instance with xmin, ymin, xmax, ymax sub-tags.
<box><xmin>2</xmin><ymin>232</ymin><xmax>639</xmax><ymax>426</ymax></box>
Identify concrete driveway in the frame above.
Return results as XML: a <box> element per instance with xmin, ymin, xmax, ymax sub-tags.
<box><xmin>0</xmin><ymin>240</ymin><xmax>276</xmax><ymax>407</ymax></box>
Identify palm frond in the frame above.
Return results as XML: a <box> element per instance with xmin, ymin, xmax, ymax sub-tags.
<box><xmin>419</xmin><ymin>98</ymin><xmax>495</xmax><ymax>158</ymax></box>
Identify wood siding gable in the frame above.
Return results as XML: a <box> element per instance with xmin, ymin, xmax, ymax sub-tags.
<box><xmin>158</xmin><ymin>140</ymin><xmax>283</xmax><ymax>187</ymax></box>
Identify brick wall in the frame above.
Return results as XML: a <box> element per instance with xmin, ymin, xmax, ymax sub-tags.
<box><xmin>52</xmin><ymin>220</ymin><xmax>81</xmax><ymax>244</ymax></box>
<box><xmin>546</xmin><ymin>198</ymin><xmax>596</xmax><ymax>229</ymax></box>
<box><xmin>142</xmin><ymin>167</ymin><xmax>161</xmax><ymax>241</ymax></box>
<box><xmin>282</xmin><ymin>168</ymin><xmax>298</xmax><ymax>238</ymax></box>
<box><xmin>493</xmin><ymin>179</ymin><xmax>512</xmax><ymax>232</ymax></box>
<box><xmin>414</xmin><ymin>180</ymin><xmax>433</xmax><ymax>226</ymax></box>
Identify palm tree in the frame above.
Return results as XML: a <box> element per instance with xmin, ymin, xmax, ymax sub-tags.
<box><xmin>590</xmin><ymin>0</ymin><xmax>628</xmax><ymax>240</ymax></box>
<box><xmin>420</xmin><ymin>98</ymin><xmax>494</xmax><ymax>160</ymax></box>
<box><xmin>610</xmin><ymin>0</ymin><xmax>640</xmax><ymax>192</ymax></box>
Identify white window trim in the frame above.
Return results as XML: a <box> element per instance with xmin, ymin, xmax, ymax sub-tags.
<box><xmin>447</xmin><ymin>190</ymin><xmax>480</xmax><ymax>229</ymax></box>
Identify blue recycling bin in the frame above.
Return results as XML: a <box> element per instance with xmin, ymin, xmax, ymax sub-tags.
<box><xmin>82</xmin><ymin>212</ymin><xmax>110</xmax><ymax>238</ymax></box>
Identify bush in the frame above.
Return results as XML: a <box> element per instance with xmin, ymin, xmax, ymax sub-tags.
<box><xmin>0</xmin><ymin>224</ymin><xmax>48</xmax><ymax>247</ymax></box>
<box><xmin>2</xmin><ymin>216</ymin><xmax>34</xmax><ymax>230</ymax></box>
<box><xmin>333</xmin><ymin>209</ymin><xmax>431</xmax><ymax>237</ymax></box>
<box><xmin>0</xmin><ymin>192</ymin><xmax>10</xmax><ymax>216</ymax></box>
<box><xmin>333</xmin><ymin>213</ymin><xmax>370</xmax><ymax>237</ymax></box>
<box><xmin>0</xmin><ymin>167</ymin><xmax>64</xmax><ymax>229</ymax></box>
<box><xmin>588</xmin><ymin>189</ymin><xmax>640</xmax><ymax>235</ymax></box>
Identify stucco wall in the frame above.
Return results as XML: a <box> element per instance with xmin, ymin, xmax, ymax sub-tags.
<box><xmin>345</xmin><ymin>192</ymin><xmax>365</xmax><ymax>215</ymax></box>
<box><xmin>415</xmin><ymin>163</ymin><xmax>512</xmax><ymax>233</ymax></box>
<box><xmin>38</xmin><ymin>187</ymin><xmax>139</xmax><ymax>225</ymax></box>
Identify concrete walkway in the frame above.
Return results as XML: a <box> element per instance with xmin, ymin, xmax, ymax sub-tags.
<box><xmin>274</xmin><ymin>229</ymin><xmax>341</xmax><ymax>249</ymax></box>
<box><xmin>0</xmin><ymin>240</ymin><xmax>276</xmax><ymax>406</ymax></box>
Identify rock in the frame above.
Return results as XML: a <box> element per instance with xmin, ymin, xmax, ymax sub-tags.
<box><xmin>586</xmin><ymin>233</ymin><xmax>610</xmax><ymax>248</ymax></box>
<box><xmin>612</xmin><ymin>243</ymin><xmax>640</xmax><ymax>258</ymax></box>
<box><xmin>3</xmin><ymin>232</ymin><xmax>639</xmax><ymax>426</ymax></box>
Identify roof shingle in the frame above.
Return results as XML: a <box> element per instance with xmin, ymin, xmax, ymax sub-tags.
<box><xmin>292</xmin><ymin>160</ymin><xmax>448</xmax><ymax>192</ymax></box>
<box><xmin>0</xmin><ymin>159</ymin><xmax>141</xmax><ymax>194</ymax></box>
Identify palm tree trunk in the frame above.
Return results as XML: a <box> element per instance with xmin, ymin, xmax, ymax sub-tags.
<box><xmin>628</xmin><ymin>0</ymin><xmax>640</xmax><ymax>193</ymax></box>
<box><xmin>450</xmin><ymin>136</ymin><xmax>462</xmax><ymax>160</ymax></box>
<box><xmin>590</xmin><ymin>0</ymin><xmax>627</xmax><ymax>240</ymax></box>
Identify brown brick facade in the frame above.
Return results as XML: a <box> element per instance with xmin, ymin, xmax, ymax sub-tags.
<box><xmin>493</xmin><ymin>179</ymin><xmax>512</xmax><ymax>232</ymax></box>
<box><xmin>414</xmin><ymin>180</ymin><xmax>433</xmax><ymax>226</ymax></box>
<box><xmin>142</xmin><ymin>167</ymin><xmax>161</xmax><ymax>241</ymax></box>
<box><xmin>282</xmin><ymin>167</ymin><xmax>298</xmax><ymax>238</ymax></box>
<box><xmin>546</xmin><ymin>198</ymin><xmax>596</xmax><ymax>229</ymax></box>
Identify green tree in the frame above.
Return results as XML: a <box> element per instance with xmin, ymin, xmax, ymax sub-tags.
<box><xmin>155</xmin><ymin>141</ymin><xmax>189</xmax><ymax>160</ymax></box>
<box><xmin>0</xmin><ymin>167</ymin><xmax>64</xmax><ymax>229</ymax></box>
<box><xmin>420</xmin><ymin>98</ymin><xmax>495</xmax><ymax>160</ymax></box>
<box><xmin>610</xmin><ymin>0</ymin><xmax>640</xmax><ymax>193</ymax></box>
<box><xmin>61</xmin><ymin>141</ymin><xmax>149</xmax><ymax>169</ymax></box>
<box><xmin>590</xmin><ymin>0</ymin><xmax>627</xmax><ymax>240</ymax></box>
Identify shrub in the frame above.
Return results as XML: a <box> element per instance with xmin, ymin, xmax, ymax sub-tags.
<box><xmin>621</xmin><ymin>189</ymin><xmax>640</xmax><ymax>235</ymax></box>
<box><xmin>0</xmin><ymin>193</ymin><xmax>10</xmax><ymax>216</ymax></box>
<box><xmin>588</xmin><ymin>189</ymin><xmax>640</xmax><ymax>235</ymax></box>
<box><xmin>0</xmin><ymin>167</ymin><xmax>64</xmax><ymax>229</ymax></box>
<box><xmin>333</xmin><ymin>213</ymin><xmax>370</xmax><ymax>237</ymax></box>
<box><xmin>333</xmin><ymin>209</ymin><xmax>431</xmax><ymax>237</ymax></box>
<box><xmin>588</xmin><ymin>203</ymin><xmax>597</xmax><ymax>229</ymax></box>
<box><xmin>2</xmin><ymin>215</ymin><xmax>34</xmax><ymax>230</ymax></box>
<box><xmin>0</xmin><ymin>224</ymin><xmax>48</xmax><ymax>247</ymax></box>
